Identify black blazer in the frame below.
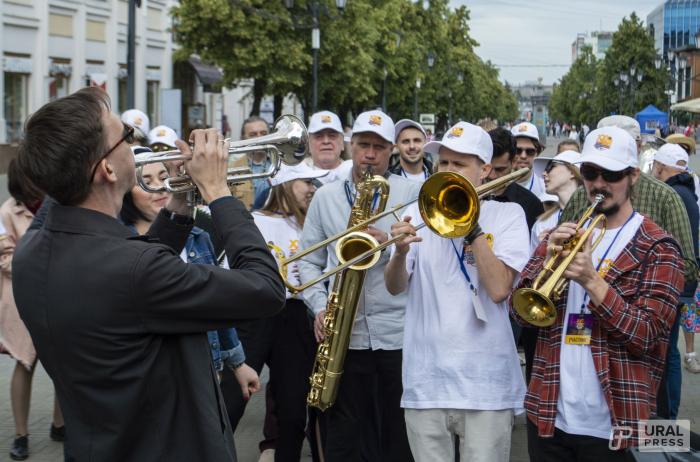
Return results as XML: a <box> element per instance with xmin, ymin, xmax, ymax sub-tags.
<box><xmin>13</xmin><ymin>197</ymin><xmax>285</xmax><ymax>462</ymax></box>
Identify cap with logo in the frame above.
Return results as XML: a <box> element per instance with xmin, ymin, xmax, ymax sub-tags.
<box><xmin>269</xmin><ymin>162</ymin><xmax>329</xmax><ymax>187</ymax></box>
<box><xmin>423</xmin><ymin>122</ymin><xmax>493</xmax><ymax>164</ymax></box>
<box><xmin>352</xmin><ymin>110</ymin><xmax>395</xmax><ymax>144</ymax></box>
<box><xmin>579</xmin><ymin>126</ymin><xmax>638</xmax><ymax>171</ymax></box>
<box><xmin>308</xmin><ymin>111</ymin><xmax>343</xmax><ymax>135</ymax></box>
<box><xmin>148</xmin><ymin>125</ymin><xmax>179</xmax><ymax>149</ymax></box>
<box><xmin>394</xmin><ymin>119</ymin><xmax>427</xmax><ymax>143</ymax></box>
<box><xmin>654</xmin><ymin>143</ymin><xmax>689</xmax><ymax>169</ymax></box>
<box><xmin>532</xmin><ymin>149</ymin><xmax>582</xmax><ymax>179</ymax></box>
<box><xmin>121</xmin><ymin>109</ymin><xmax>150</xmax><ymax>139</ymax></box>
<box><xmin>511</xmin><ymin>122</ymin><xmax>540</xmax><ymax>143</ymax></box>
<box><xmin>597</xmin><ymin>115</ymin><xmax>641</xmax><ymax>141</ymax></box>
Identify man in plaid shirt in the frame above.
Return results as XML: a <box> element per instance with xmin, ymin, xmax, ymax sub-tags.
<box><xmin>511</xmin><ymin>126</ymin><xmax>685</xmax><ymax>460</ymax></box>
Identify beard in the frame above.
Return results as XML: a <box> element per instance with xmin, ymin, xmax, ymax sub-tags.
<box><xmin>401</xmin><ymin>153</ymin><xmax>423</xmax><ymax>165</ymax></box>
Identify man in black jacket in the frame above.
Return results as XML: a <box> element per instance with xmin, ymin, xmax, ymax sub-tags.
<box><xmin>651</xmin><ymin>142</ymin><xmax>700</xmax><ymax>419</ymax></box>
<box><xmin>12</xmin><ymin>87</ymin><xmax>285</xmax><ymax>462</ymax></box>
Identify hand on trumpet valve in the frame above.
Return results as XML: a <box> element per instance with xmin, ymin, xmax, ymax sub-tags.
<box><xmin>390</xmin><ymin>217</ymin><xmax>422</xmax><ymax>256</ymax></box>
<box><xmin>184</xmin><ymin>128</ymin><xmax>232</xmax><ymax>204</ymax></box>
<box><xmin>547</xmin><ymin>223</ymin><xmax>597</xmax><ymax>286</ymax></box>
<box><xmin>546</xmin><ymin>222</ymin><xmax>579</xmax><ymax>260</ymax></box>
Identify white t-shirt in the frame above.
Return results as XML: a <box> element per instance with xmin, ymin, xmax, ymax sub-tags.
<box><xmin>252</xmin><ymin>212</ymin><xmax>303</xmax><ymax>300</ymax></box>
<box><xmin>530</xmin><ymin>209</ymin><xmax>561</xmax><ymax>253</ymax></box>
<box><xmin>304</xmin><ymin>158</ymin><xmax>353</xmax><ymax>185</ymax></box>
<box><xmin>555</xmin><ymin>212</ymin><xmax>643</xmax><ymax>439</ymax></box>
<box><xmin>396</xmin><ymin>200</ymin><xmax>529</xmax><ymax>411</ymax></box>
<box><xmin>518</xmin><ymin>173</ymin><xmax>546</xmax><ymax>200</ymax></box>
<box><xmin>401</xmin><ymin>170</ymin><xmax>428</xmax><ymax>183</ymax></box>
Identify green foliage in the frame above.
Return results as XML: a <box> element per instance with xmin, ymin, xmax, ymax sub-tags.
<box><xmin>550</xmin><ymin>12</ymin><xmax>670</xmax><ymax>124</ymax></box>
<box><xmin>172</xmin><ymin>0</ymin><xmax>517</xmax><ymax>125</ymax></box>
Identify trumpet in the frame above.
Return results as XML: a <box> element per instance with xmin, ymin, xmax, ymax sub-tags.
<box><xmin>279</xmin><ymin>168</ymin><xmax>531</xmax><ymax>293</ymax></box>
<box><xmin>512</xmin><ymin>194</ymin><xmax>607</xmax><ymax>327</ymax></box>
<box><xmin>133</xmin><ymin>114</ymin><xmax>308</xmax><ymax>195</ymax></box>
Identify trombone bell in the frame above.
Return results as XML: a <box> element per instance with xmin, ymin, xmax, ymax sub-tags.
<box><xmin>419</xmin><ymin>172</ymin><xmax>480</xmax><ymax>238</ymax></box>
<box><xmin>335</xmin><ymin>232</ymin><xmax>381</xmax><ymax>271</ymax></box>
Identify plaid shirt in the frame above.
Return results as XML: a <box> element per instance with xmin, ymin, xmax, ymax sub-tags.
<box><xmin>510</xmin><ymin>217</ymin><xmax>684</xmax><ymax>448</ymax></box>
<box><xmin>560</xmin><ymin>173</ymin><xmax>698</xmax><ymax>284</ymax></box>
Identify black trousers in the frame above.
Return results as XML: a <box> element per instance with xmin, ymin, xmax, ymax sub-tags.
<box><xmin>323</xmin><ymin>348</ymin><xmax>413</xmax><ymax>462</ymax></box>
<box><xmin>526</xmin><ymin>419</ymin><xmax>626</xmax><ymax>462</ymax></box>
<box><xmin>268</xmin><ymin>299</ymin><xmax>316</xmax><ymax>461</ymax></box>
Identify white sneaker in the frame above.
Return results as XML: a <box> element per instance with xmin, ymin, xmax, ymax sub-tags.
<box><xmin>258</xmin><ymin>449</ymin><xmax>275</xmax><ymax>462</ymax></box>
<box><xmin>684</xmin><ymin>355</ymin><xmax>700</xmax><ymax>373</ymax></box>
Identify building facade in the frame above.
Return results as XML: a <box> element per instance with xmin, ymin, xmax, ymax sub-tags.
<box><xmin>1</xmin><ymin>0</ymin><xmax>183</xmax><ymax>144</ymax></box>
<box><xmin>647</xmin><ymin>0</ymin><xmax>700</xmax><ymax>59</ymax></box>
<box><xmin>571</xmin><ymin>31</ymin><xmax>613</xmax><ymax>63</ymax></box>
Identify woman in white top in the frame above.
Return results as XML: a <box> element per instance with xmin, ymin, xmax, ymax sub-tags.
<box><xmin>530</xmin><ymin>150</ymin><xmax>583</xmax><ymax>252</ymax></box>
<box><xmin>252</xmin><ymin>163</ymin><xmax>328</xmax><ymax>462</ymax></box>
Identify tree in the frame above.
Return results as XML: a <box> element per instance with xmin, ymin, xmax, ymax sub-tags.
<box><xmin>549</xmin><ymin>46</ymin><xmax>598</xmax><ymax>127</ymax></box>
<box><xmin>593</xmin><ymin>12</ymin><xmax>668</xmax><ymax>119</ymax></box>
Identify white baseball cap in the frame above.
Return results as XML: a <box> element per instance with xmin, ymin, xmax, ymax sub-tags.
<box><xmin>597</xmin><ymin>115</ymin><xmax>641</xmax><ymax>141</ymax></box>
<box><xmin>149</xmin><ymin>125</ymin><xmax>179</xmax><ymax>149</ymax></box>
<box><xmin>308</xmin><ymin>111</ymin><xmax>343</xmax><ymax>135</ymax></box>
<box><xmin>352</xmin><ymin>110</ymin><xmax>395</xmax><ymax>144</ymax></box>
<box><xmin>579</xmin><ymin>126</ymin><xmax>638</xmax><ymax>171</ymax></box>
<box><xmin>654</xmin><ymin>143</ymin><xmax>689</xmax><ymax>169</ymax></box>
<box><xmin>121</xmin><ymin>109</ymin><xmax>150</xmax><ymax>138</ymax></box>
<box><xmin>269</xmin><ymin>162</ymin><xmax>329</xmax><ymax>187</ymax></box>
<box><xmin>394</xmin><ymin>119</ymin><xmax>427</xmax><ymax>142</ymax></box>
<box><xmin>423</xmin><ymin>122</ymin><xmax>493</xmax><ymax>164</ymax></box>
<box><xmin>511</xmin><ymin>122</ymin><xmax>540</xmax><ymax>142</ymax></box>
<box><xmin>533</xmin><ymin>149</ymin><xmax>581</xmax><ymax>179</ymax></box>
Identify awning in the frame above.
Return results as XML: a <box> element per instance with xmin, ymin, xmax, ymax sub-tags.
<box><xmin>671</xmin><ymin>97</ymin><xmax>700</xmax><ymax>113</ymax></box>
<box><xmin>188</xmin><ymin>56</ymin><xmax>223</xmax><ymax>89</ymax></box>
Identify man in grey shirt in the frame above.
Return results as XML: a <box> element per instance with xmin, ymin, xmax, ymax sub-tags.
<box><xmin>299</xmin><ymin>109</ymin><xmax>420</xmax><ymax>461</ymax></box>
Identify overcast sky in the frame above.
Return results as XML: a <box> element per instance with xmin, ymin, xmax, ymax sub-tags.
<box><xmin>450</xmin><ymin>0</ymin><xmax>664</xmax><ymax>86</ymax></box>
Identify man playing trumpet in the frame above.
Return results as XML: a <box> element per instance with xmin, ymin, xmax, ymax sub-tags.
<box><xmin>511</xmin><ymin>126</ymin><xmax>685</xmax><ymax>460</ymax></box>
<box><xmin>385</xmin><ymin>122</ymin><xmax>529</xmax><ymax>462</ymax></box>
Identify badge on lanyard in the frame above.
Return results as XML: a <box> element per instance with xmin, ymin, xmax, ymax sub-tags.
<box><xmin>564</xmin><ymin>313</ymin><xmax>594</xmax><ymax>345</ymax></box>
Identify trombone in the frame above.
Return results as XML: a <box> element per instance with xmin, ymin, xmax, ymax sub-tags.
<box><xmin>280</xmin><ymin>168</ymin><xmax>531</xmax><ymax>293</ymax></box>
<box><xmin>133</xmin><ymin>114</ymin><xmax>308</xmax><ymax>194</ymax></box>
<box><xmin>512</xmin><ymin>194</ymin><xmax>607</xmax><ymax>327</ymax></box>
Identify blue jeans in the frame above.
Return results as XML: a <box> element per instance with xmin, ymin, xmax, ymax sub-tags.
<box><xmin>659</xmin><ymin>301</ymin><xmax>685</xmax><ymax>419</ymax></box>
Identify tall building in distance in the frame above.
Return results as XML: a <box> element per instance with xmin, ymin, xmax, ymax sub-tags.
<box><xmin>647</xmin><ymin>0</ymin><xmax>700</xmax><ymax>58</ymax></box>
<box><xmin>571</xmin><ymin>31</ymin><xmax>614</xmax><ymax>63</ymax></box>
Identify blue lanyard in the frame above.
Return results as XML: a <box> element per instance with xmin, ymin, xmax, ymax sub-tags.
<box><xmin>450</xmin><ymin>239</ymin><xmax>477</xmax><ymax>296</ymax></box>
<box><xmin>344</xmin><ymin>181</ymin><xmax>380</xmax><ymax>211</ymax></box>
<box><xmin>400</xmin><ymin>166</ymin><xmax>428</xmax><ymax>180</ymax></box>
<box><xmin>528</xmin><ymin>174</ymin><xmax>534</xmax><ymax>191</ymax></box>
<box><xmin>579</xmin><ymin>211</ymin><xmax>636</xmax><ymax>313</ymax></box>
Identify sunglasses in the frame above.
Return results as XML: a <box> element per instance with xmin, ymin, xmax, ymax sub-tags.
<box><xmin>544</xmin><ymin>160</ymin><xmax>565</xmax><ymax>174</ymax></box>
<box><xmin>516</xmin><ymin>147</ymin><xmax>537</xmax><ymax>156</ymax></box>
<box><xmin>579</xmin><ymin>163</ymin><xmax>631</xmax><ymax>183</ymax></box>
<box><xmin>90</xmin><ymin>123</ymin><xmax>135</xmax><ymax>182</ymax></box>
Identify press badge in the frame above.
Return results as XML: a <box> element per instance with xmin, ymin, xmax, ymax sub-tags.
<box><xmin>564</xmin><ymin>313</ymin><xmax>593</xmax><ymax>345</ymax></box>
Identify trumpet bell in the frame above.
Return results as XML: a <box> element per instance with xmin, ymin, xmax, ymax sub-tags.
<box><xmin>419</xmin><ymin>172</ymin><xmax>480</xmax><ymax>239</ymax></box>
<box><xmin>512</xmin><ymin>288</ymin><xmax>557</xmax><ymax>327</ymax></box>
<box><xmin>271</xmin><ymin>114</ymin><xmax>308</xmax><ymax>166</ymax></box>
<box><xmin>335</xmin><ymin>231</ymin><xmax>381</xmax><ymax>271</ymax></box>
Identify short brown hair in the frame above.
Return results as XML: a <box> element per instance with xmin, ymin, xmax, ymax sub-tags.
<box><xmin>557</xmin><ymin>139</ymin><xmax>580</xmax><ymax>153</ymax></box>
<box><xmin>17</xmin><ymin>87</ymin><xmax>110</xmax><ymax>205</ymax></box>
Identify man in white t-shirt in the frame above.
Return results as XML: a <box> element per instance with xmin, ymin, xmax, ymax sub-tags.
<box><xmin>303</xmin><ymin>110</ymin><xmax>353</xmax><ymax>184</ymax></box>
<box><xmin>385</xmin><ymin>122</ymin><xmax>529</xmax><ymax>462</ymax></box>
<box><xmin>511</xmin><ymin>121</ymin><xmax>546</xmax><ymax>199</ymax></box>
<box><xmin>389</xmin><ymin>119</ymin><xmax>432</xmax><ymax>182</ymax></box>
<box><xmin>512</xmin><ymin>126</ymin><xmax>685</xmax><ymax>459</ymax></box>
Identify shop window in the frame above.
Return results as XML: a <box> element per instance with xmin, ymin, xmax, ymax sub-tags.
<box><xmin>4</xmin><ymin>72</ymin><xmax>29</xmax><ymax>143</ymax></box>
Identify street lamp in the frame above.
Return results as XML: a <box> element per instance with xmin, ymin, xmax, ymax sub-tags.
<box><xmin>655</xmin><ymin>55</ymin><xmax>662</xmax><ymax>70</ymax></box>
<box><xmin>285</xmin><ymin>0</ymin><xmax>347</xmax><ymax>114</ymax></box>
<box><xmin>448</xmin><ymin>71</ymin><xmax>463</xmax><ymax>126</ymax></box>
<box><xmin>414</xmin><ymin>51</ymin><xmax>435</xmax><ymax>121</ymax></box>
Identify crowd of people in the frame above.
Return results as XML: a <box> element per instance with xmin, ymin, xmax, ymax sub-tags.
<box><xmin>0</xmin><ymin>86</ymin><xmax>699</xmax><ymax>462</ymax></box>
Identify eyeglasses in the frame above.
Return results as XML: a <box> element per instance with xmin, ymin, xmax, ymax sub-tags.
<box><xmin>90</xmin><ymin>122</ymin><xmax>135</xmax><ymax>182</ymax></box>
<box><xmin>579</xmin><ymin>163</ymin><xmax>631</xmax><ymax>183</ymax></box>
<box><xmin>516</xmin><ymin>147</ymin><xmax>537</xmax><ymax>156</ymax></box>
<box><xmin>544</xmin><ymin>160</ymin><xmax>565</xmax><ymax>174</ymax></box>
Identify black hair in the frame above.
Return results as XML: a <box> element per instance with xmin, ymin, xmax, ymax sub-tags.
<box><xmin>119</xmin><ymin>191</ymin><xmax>150</xmax><ymax>226</ymax></box>
<box><xmin>7</xmin><ymin>158</ymin><xmax>43</xmax><ymax>205</ymax></box>
<box><xmin>489</xmin><ymin>128</ymin><xmax>517</xmax><ymax>161</ymax></box>
<box><xmin>16</xmin><ymin>87</ymin><xmax>110</xmax><ymax>205</ymax></box>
